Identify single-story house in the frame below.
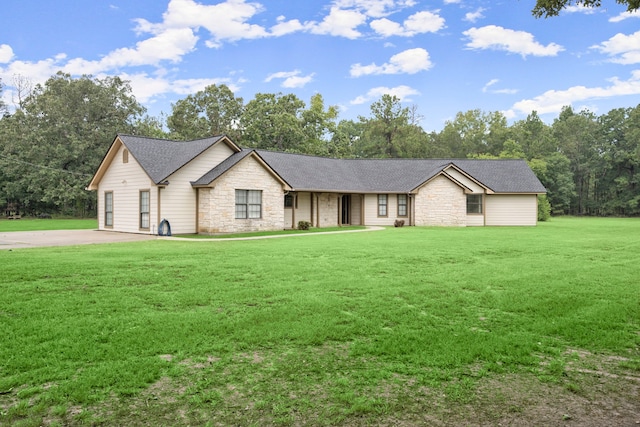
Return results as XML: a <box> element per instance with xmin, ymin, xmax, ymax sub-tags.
<box><xmin>87</xmin><ymin>134</ymin><xmax>547</xmax><ymax>234</ymax></box>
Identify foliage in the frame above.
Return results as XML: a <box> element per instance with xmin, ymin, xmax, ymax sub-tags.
<box><xmin>0</xmin><ymin>218</ymin><xmax>638</xmax><ymax>425</ymax></box>
<box><xmin>532</xmin><ymin>0</ymin><xmax>640</xmax><ymax>18</ymax></box>
<box><xmin>2</xmin><ymin>72</ymin><xmax>640</xmax><ymax>218</ymax></box>
<box><xmin>537</xmin><ymin>194</ymin><xmax>551</xmax><ymax>221</ymax></box>
<box><xmin>0</xmin><ymin>72</ymin><xmax>145</xmax><ymax>217</ymax></box>
<box><xmin>297</xmin><ymin>220</ymin><xmax>311</xmax><ymax>230</ymax></box>
<box><xmin>167</xmin><ymin>84</ymin><xmax>243</xmax><ymax>141</ymax></box>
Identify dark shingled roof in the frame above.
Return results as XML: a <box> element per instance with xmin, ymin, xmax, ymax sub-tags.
<box><xmin>253</xmin><ymin>150</ymin><xmax>546</xmax><ymax>194</ymax></box>
<box><xmin>118</xmin><ymin>134</ymin><xmax>226</xmax><ymax>184</ymax></box>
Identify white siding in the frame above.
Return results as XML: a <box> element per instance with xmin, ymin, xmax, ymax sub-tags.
<box><xmin>160</xmin><ymin>142</ymin><xmax>235</xmax><ymax>234</ymax></box>
<box><xmin>485</xmin><ymin>194</ymin><xmax>538</xmax><ymax>226</ymax></box>
<box><xmin>467</xmin><ymin>214</ymin><xmax>485</xmax><ymax>226</ymax></box>
<box><xmin>98</xmin><ymin>145</ymin><xmax>156</xmax><ymax>234</ymax></box>
<box><xmin>362</xmin><ymin>194</ymin><xmax>408</xmax><ymax>226</ymax></box>
<box><xmin>445</xmin><ymin>169</ymin><xmax>485</xmax><ymax>193</ymax></box>
<box><xmin>285</xmin><ymin>192</ymin><xmax>313</xmax><ymax>229</ymax></box>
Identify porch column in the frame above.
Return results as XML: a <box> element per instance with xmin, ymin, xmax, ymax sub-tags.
<box><xmin>291</xmin><ymin>192</ymin><xmax>297</xmax><ymax>229</ymax></box>
<box><xmin>337</xmin><ymin>194</ymin><xmax>342</xmax><ymax>227</ymax></box>
<box><xmin>310</xmin><ymin>192</ymin><xmax>314</xmax><ymax>226</ymax></box>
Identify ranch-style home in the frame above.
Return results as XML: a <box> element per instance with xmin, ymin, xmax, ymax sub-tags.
<box><xmin>87</xmin><ymin>134</ymin><xmax>547</xmax><ymax>235</ymax></box>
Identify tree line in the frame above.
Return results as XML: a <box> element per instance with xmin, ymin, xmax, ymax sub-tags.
<box><xmin>1</xmin><ymin>72</ymin><xmax>639</xmax><ymax>218</ymax></box>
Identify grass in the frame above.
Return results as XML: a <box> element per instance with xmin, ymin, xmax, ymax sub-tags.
<box><xmin>0</xmin><ymin>217</ymin><xmax>638</xmax><ymax>426</ymax></box>
<box><xmin>0</xmin><ymin>218</ymin><xmax>97</xmax><ymax>232</ymax></box>
<box><xmin>176</xmin><ymin>225</ymin><xmax>367</xmax><ymax>239</ymax></box>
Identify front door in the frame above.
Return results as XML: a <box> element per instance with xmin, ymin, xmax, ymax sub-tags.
<box><xmin>341</xmin><ymin>195</ymin><xmax>350</xmax><ymax>225</ymax></box>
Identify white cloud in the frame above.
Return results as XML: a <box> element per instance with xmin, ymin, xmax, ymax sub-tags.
<box><xmin>563</xmin><ymin>5</ymin><xmax>597</xmax><ymax>14</ymax></box>
<box><xmin>308</xmin><ymin>6</ymin><xmax>367</xmax><ymax>39</ymax></box>
<box><xmin>591</xmin><ymin>30</ymin><xmax>640</xmax><ymax>64</ymax></box>
<box><xmin>464</xmin><ymin>8</ymin><xmax>485</xmax><ymax>23</ymax></box>
<box><xmin>370</xmin><ymin>11</ymin><xmax>445</xmax><ymax>37</ymax></box>
<box><xmin>350</xmin><ymin>48</ymin><xmax>432</xmax><ymax>76</ymax></box>
<box><xmin>155</xmin><ymin>0</ymin><xmax>270</xmax><ymax>48</ymax></box>
<box><xmin>506</xmin><ymin>70</ymin><xmax>640</xmax><ymax>116</ymax></box>
<box><xmin>443</xmin><ymin>0</ymin><xmax>460</xmax><ymax>4</ymax></box>
<box><xmin>271</xmin><ymin>16</ymin><xmax>306</xmax><ymax>36</ymax></box>
<box><xmin>482</xmin><ymin>78</ymin><xmax>518</xmax><ymax>94</ymax></box>
<box><xmin>333</xmin><ymin>0</ymin><xmax>417</xmax><ymax>18</ymax></box>
<box><xmin>265</xmin><ymin>70</ymin><xmax>314</xmax><ymax>88</ymax></box>
<box><xmin>350</xmin><ymin>85</ymin><xmax>419</xmax><ymax>104</ymax></box>
<box><xmin>0</xmin><ymin>44</ymin><xmax>14</xmax><ymax>63</ymax></box>
<box><xmin>609</xmin><ymin>10</ymin><xmax>640</xmax><ymax>22</ymax></box>
<box><xmin>464</xmin><ymin>25</ymin><xmax>564</xmax><ymax>57</ymax></box>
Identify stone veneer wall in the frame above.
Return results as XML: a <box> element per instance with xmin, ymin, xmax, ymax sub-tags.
<box><xmin>198</xmin><ymin>156</ymin><xmax>285</xmax><ymax>233</ymax></box>
<box><xmin>414</xmin><ymin>175</ymin><xmax>467</xmax><ymax>226</ymax></box>
<box><xmin>316</xmin><ymin>193</ymin><xmax>339</xmax><ymax>227</ymax></box>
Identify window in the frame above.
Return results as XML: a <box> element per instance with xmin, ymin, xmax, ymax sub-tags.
<box><xmin>397</xmin><ymin>194</ymin><xmax>408</xmax><ymax>217</ymax></box>
<box><xmin>123</xmin><ymin>149</ymin><xmax>129</xmax><ymax>164</ymax></box>
<box><xmin>467</xmin><ymin>194</ymin><xmax>483</xmax><ymax>214</ymax></box>
<box><xmin>236</xmin><ymin>190</ymin><xmax>262</xmax><ymax>219</ymax></box>
<box><xmin>284</xmin><ymin>194</ymin><xmax>294</xmax><ymax>208</ymax></box>
<box><xmin>104</xmin><ymin>192</ymin><xmax>113</xmax><ymax>227</ymax></box>
<box><xmin>378</xmin><ymin>194</ymin><xmax>388</xmax><ymax>217</ymax></box>
<box><xmin>140</xmin><ymin>190</ymin><xmax>150</xmax><ymax>229</ymax></box>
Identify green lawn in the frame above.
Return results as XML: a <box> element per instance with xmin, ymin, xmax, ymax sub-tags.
<box><xmin>0</xmin><ymin>218</ymin><xmax>97</xmax><ymax>232</ymax></box>
<box><xmin>1</xmin><ymin>218</ymin><xmax>638</xmax><ymax>426</ymax></box>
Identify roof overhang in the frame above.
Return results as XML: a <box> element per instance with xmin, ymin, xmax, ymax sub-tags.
<box><xmin>86</xmin><ymin>135</ymin><xmax>124</xmax><ymax>191</ymax></box>
<box><xmin>411</xmin><ymin>168</ymin><xmax>476</xmax><ymax>194</ymax></box>
<box><xmin>192</xmin><ymin>150</ymin><xmax>292</xmax><ymax>191</ymax></box>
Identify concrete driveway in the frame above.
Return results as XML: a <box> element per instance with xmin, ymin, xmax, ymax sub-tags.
<box><xmin>0</xmin><ymin>229</ymin><xmax>157</xmax><ymax>250</ymax></box>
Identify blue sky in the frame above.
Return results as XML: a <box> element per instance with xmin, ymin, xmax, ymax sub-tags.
<box><xmin>1</xmin><ymin>0</ymin><xmax>639</xmax><ymax>131</ymax></box>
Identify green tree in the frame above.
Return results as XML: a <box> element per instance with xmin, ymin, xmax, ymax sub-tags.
<box><xmin>552</xmin><ymin>106</ymin><xmax>599</xmax><ymax>214</ymax></box>
<box><xmin>357</xmin><ymin>95</ymin><xmax>413</xmax><ymax>158</ymax></box>
<box><xmin>597</xmin><ymin>106</ymin><xmax>640</xmax><ymax>215</ymax></box>
<box><xmin>532</xmin><ymin>0</ymin><xmax>640</xmax><ymax>18</ymax></box>
<box><xmin>326</xmin><ymin>120</ymin><xmax>361</xmax><ymax>158</ymax></box>
<box><xmin>1</xmin><ymin>72</ymin><xmax>145</xmax><ymax>216</ymax></box>
<box><xmin>167</xmin><ymin>84</ymin><xmax>243</xmax><ymax>141</ymax></box>
<box><xmin>437</xmin><ymin>110</ymin><xmax>510</xmax><ymax>158</ymax></box>
<box><xmin>300</xmin><ymin>93</ymin><xmax>339</xmax><ymax>156</ymax></box>
<box><xmin>511</xmin><ymin>111</ymin><xmax>555</xmax><ymax>159</ymax></box>
<box><xmin>241</xmin><ymin>93</ymin><xmax>306</xmax><ymax>152</ymax></box>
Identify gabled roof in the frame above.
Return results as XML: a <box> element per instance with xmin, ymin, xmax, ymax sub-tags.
<box><xmin>87</xmin><ymin>134</ymin><xmax>241</xmax><ymax>189</ymax></box>
<box><xmin>119</xmin><ymin>134</ymin><xmax>240</xmax><ymax>184</ymax></box>
<box><xmin>253</xmin><ymin>150</ymin><xmax>546</xmax><ymax>194</ymax></box>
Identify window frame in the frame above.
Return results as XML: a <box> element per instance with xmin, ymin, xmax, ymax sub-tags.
<box><xmin>284</xmin><ymin>194</ymin><xmax>295</xmax><ymax>208</ymax></box>
<box><xmin>397</xmin><ymin>194</ymin><xmax>408</xmax><ymax>217</ymax></box>
<box><xmin>235</xmin><ymin>189</ymin><xmax>262</xmax><ymax>219</ymax></box>
<box><xmin>377</xmin><ymin>194</ymin><xmax>388</xmax><ymax>217</ymax></box>
<box><xmin>139</xmin><ymin>189</ymin><xmax>150</xmax><ymax>230</ymax></box>
<box><xmin>104</xmin><ymin>191</ymin><xmax>113</xmax><ymax>228</ymax></box>
<box><xmin>123</xmin><ymin>149</ymin><xmax>129</xmax><ymax>164</ymax></box>
<box><xmin>466</xmin><ymin>194</ymin><xmax>483</xmax><ymax>215</ymax></box>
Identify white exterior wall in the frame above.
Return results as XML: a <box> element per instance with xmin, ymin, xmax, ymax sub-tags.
<box><xmin>445</xmin><ymin>169</ymin><xmax>485</xmax><ymax>193</ymax></box>
<box><xmin>97</xmin><ymin>145</ymin><xmax>156</xmax><ymax>234</ymax></box>
<box><xmin>198</xmin><ymin>156</ymin><xmax>285</xmax><ymax>233</ymax></box>
<box><xmin>467</xmin><ymin>212</ymin><xmax>485</xmax><ymax>226</ymax></box>
<box><xmin>485</xmin><ymin>194</ymin><xmax>538</xmax><ymax>226</ymax></box>
<box><xmin>160</xmin><ymin>142</ymin><xmax>235</xmax><ymax>234</ymax></box>
<box><xmin>285</xmin><ymin>192</ymin><xmax>313</xmax><ymax>228</ymax></box>
<box><xmin>414</xmin><ymin>175</ymin><xmax>466</xmax><ymax>226</ymax></box>
<box><xmin>362</xmin><ymin>194</ymin><xmax>409</xmax><ymax>226</ymax></box>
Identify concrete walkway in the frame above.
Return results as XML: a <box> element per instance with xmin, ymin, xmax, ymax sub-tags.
<box><xmin>0</xmin><ymin>227</ymin><xmax>384</xmax><ymax>250</ymax></box>
<box><xmin>0</xmin><ymin>229</ymin><xmax>156</xmax><ymax>250</ymax></box>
